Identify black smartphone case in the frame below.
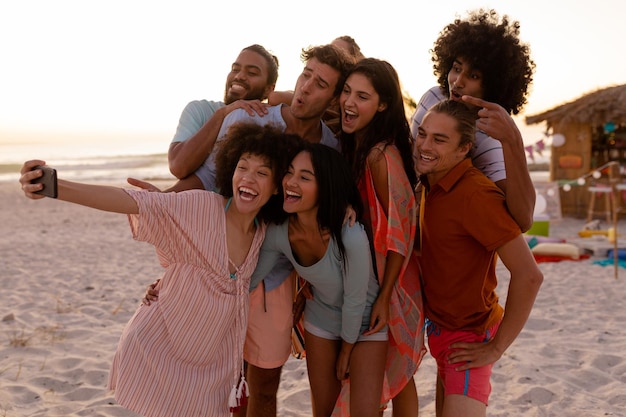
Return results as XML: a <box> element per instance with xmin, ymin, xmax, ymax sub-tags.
<box><xmin>32</xmin><ymin>166</ymin><xmax>58</xmax><ymax>198</ymax></box>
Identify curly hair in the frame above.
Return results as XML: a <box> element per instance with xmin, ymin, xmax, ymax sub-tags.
<box><xmin>431</xmin><ymin>9</ymin><xmax>535</xmax><ymax>115</ymax></box>
<box><xmin>339</xmin><ymin>58</ymin><xmax>418</xmax><ymax>189</ymax></box>
<box><xmin>301</xmin><ymin>44</ymin><xmax>355</xmax><ymax>97</ymax></box>
<box><xmin>214</xmin><ymin>122</ymin><xmax>303</xmax><ymax>224</ymax></box>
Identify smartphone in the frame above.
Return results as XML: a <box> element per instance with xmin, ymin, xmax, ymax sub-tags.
<box><xmin>32</xmin><ymin>165</ymin><xmax>58</xmax><ymax>198</ymax></box>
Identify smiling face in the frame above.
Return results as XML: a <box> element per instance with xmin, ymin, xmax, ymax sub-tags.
<box><xmin>231</xmin><ymin>152</ymin><xmax>277</xmax><ymax>215</ymax></box>
<box><xmin>290</xmin><ymin>57</ymin><xmax>340</xmax><ymax>121</ymax></box>
<box><xmin>447</xmin><ymin>57</ymin><xmax>484</xmax><ymax>108</ymax></box>
<box><xmin>339</xmin><ymin>72</ymin><xmax>386</xmax><ymax>137</ymax></box>
<box><xmin>282</xmin><ymin>151</ymin><xmax>319</xmax><ymax>215</ymax></box>
<box><xmin>415</xmin><ymin>110</ymin><xmax>472</xmax><ymax>185</ymax></box>
<box><xmin>224</xmin><ymin>50</ymin><xmax>274</xmax><ymax>104</ymax></box>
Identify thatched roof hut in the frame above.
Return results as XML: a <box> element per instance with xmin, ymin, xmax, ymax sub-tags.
<box><xmin>525</xmin><ymin>84</ymin><xmax>626</xmax><ymax>217</ymax></box>
<box><xmin>526</xmin><ymin>84</ymin><xmax>626</xmax><ymax>128</ymax></box>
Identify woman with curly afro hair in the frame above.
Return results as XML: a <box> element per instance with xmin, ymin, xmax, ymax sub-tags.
<box><xmin>410</xmin><ymin>9</ymin><xmax>537</xmax><ymax>233</ymax></box>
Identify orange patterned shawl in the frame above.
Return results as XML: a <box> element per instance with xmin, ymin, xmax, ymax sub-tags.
<box><xmin>332</xmin><ymin>143</ymin><xmax>426</xmax><ymax>416</ymax></box>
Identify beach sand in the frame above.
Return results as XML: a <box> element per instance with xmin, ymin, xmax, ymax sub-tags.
<box><xmin>1</xmin><ymin>180</ymin><xmax>625</xmax><ymax>416</ymax></box>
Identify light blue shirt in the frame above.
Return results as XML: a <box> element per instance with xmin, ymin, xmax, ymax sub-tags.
<box><xmin>250</xmin><ymin>221</ymin><xmax>380</xmax><ymax>343</ymax></box>
<box><xmin>410</xmin><ymin>86</ymin><xmax>506</xmax><ymax>183</ymax></box>
<box><xmin>171</xmin><ymin>100</ymin><xmax>225</xmax><ymax>143</ymax></box>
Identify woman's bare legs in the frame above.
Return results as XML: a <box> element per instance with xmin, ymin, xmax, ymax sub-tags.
<box><xmin>305</xmin><ymin>331</ymin><xmax>342</xmax><ymax>417</ymax></box>
<box><xmin>390</xmin><ymin>378</ymin><xmax>419</xmax><ymax>417</ymax></box>
<box><xmin>349</xmin><ymin>340</ymin><xmax>388</xmax><ymax>417</ymax></box>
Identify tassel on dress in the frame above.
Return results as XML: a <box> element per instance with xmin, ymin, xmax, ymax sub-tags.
<box><xmin>228</xmin><ymin>375</ymin><xmax>249</xmax><ymax>412</ymax></box>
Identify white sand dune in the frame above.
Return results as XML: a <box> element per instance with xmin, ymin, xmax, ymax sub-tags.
<box><xmin>1</xmin><ymin>181</ymin><xmax>625</xmax><ymax>416</ymax></box>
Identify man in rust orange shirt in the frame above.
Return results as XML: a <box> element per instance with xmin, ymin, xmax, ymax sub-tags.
<box><xmin>415</xmin><ymin>100</ymin><xmax>543</xmax><ymax>417</ymax></box>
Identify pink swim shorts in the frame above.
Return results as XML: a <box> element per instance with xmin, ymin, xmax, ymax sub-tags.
<box><xmin>427</xmin><ymin>320</ymin><xmax>501</xmax><ymax>405</ymax></box>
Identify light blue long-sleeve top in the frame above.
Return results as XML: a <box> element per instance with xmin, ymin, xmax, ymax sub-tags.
<box><xmin>250</xmin><ymin>220</ymin><xmax>380</xmax><ymax>344</ymax></box>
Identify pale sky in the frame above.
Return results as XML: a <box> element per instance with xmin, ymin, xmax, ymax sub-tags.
<box><xmin>1</xmin><ymin>0</ymin><xmax>625</xmax><ymax>146</ymax></box>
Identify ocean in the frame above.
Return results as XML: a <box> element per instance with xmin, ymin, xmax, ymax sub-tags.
<box><xmin>0</xmin><ymin>129</ymin><xmax>551</xmax><ymax>184</ymax></box>
<box><xmin>0</xmin><ymin>133</ymin><xmax>174</xmax><ymax>184</ymax></box>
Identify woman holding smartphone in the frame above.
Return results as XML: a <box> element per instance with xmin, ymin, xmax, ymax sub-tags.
<box><xmin>19</xmin><ymin>123</ymin><xmax>301</xmax><ymax>417</ymax></box>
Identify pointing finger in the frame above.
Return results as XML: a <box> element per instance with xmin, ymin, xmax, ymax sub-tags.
<box><xmin>461</xmin><ymin>95</ymin><xmax>495</xmax><ymax>109</ymax></box>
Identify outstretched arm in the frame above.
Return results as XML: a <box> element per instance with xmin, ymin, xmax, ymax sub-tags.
<box><xmin>20</xmin><ymin>160</ymin><xmax>138</xmax><ymax>214</ymax></box>
<box><xmin>462</xmin><ymin>95</ymin><xmax>536</xmax><ymax>232</ymax></box>
<box><xmin>169</xmin><ymin>100</ymin><xmax>268</xmax><ymax>179</ymax></box>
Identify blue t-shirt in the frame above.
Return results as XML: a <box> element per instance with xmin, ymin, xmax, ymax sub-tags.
<box><xmin>250</xmin><ymin>221</ymin><xmax>380</xmax><ymax>343</ymax></box>
<box><xmin>171</xmin><ymin>100</ymin><xmax>225</xmax><ymax>144</ymax></box>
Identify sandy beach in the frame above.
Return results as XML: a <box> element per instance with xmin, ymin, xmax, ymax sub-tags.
<box><xmin>1</xmin><ymin>180</ymin><xmax>625</xmax><ymax>416</ymax></box>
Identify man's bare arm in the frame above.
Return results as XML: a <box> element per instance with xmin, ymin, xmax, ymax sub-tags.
<box><xmin>127</xmin><ymin>174</ymin><xmax>204</xmax><ymax>193</ymax></box>
<box><xmin>169</xmin><ymin>100</ymin><xmax>268</xmax><ymax>179</ymax></box>
<box><xmin>463</xmin><ymin>95</ymin><xmax>536</xmax><ymax>232</ymax></box>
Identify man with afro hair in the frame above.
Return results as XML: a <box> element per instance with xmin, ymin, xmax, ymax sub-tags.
<box><xmin>411</xmin><ymin>9</ymin><xmax>536</xmax><ymax>232</ymax></box>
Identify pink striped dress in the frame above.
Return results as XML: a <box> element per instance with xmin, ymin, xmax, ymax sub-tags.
<box><xmin>108</xmin><ymin>189</ymin><xmax>266</xmax><ymax>417</ymax></box>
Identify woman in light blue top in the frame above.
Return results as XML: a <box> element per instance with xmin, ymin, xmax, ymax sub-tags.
<box><xmin>250</xmin><ymin>143</ymin><xmax>387</xmax><ymax>417</ymax></box>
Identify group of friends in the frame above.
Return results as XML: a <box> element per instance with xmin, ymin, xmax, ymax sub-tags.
<box><xmin>19</xmin><ymin>9</ymin><xmax>544</xmax><ymax>417</ymax></box>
